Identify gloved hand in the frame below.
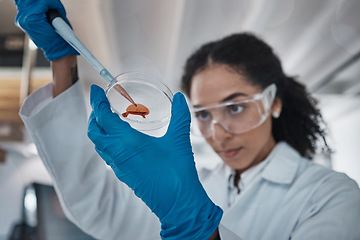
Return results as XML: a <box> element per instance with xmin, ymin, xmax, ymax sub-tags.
<box><xmin>88</xmin><ymin>85</ymin><xmax>223</xmax><ymax>239</ymax></box>
<box><xmin>14</xmin><ymin>0</ymin><xmax>79</xmax><ymax>61</ymax></box>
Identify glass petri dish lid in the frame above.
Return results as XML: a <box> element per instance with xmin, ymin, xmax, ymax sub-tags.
<box><xmin>106</xmin><ymin>72</ymin><xmax>173</xmax><ymax>137</ymax></box>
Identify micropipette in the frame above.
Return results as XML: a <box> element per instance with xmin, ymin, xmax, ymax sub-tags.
<box><xmin>46</xmin><ymin>9</ymin><xmax>136</xmax><ymax>106</ymax></box>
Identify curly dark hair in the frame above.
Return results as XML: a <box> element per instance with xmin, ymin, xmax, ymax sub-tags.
<box><xmin>181</xmin><ymin>32</ymin><xmax>329</xmax><ymax>159</ymax></box>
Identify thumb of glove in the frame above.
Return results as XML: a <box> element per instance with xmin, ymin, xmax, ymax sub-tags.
<box><xmin>166</xmin><ymin>92</ymin><xmax>191</xmax><ymax>138</ymax></box>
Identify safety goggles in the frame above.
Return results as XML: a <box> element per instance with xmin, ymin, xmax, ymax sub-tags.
<box><xmin>191</xmin><ymin>84</ymin><xmax>276</xmax><ymax>138</ymax></box>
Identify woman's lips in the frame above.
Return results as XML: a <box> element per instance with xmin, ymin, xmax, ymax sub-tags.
<box><xmin>217</xmin><ymin>147</ymin><xmax>243</xmax><ymax>158</ymax></box>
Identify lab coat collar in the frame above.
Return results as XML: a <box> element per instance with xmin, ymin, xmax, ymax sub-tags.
<box><xmin>261</xmin><ymin>142</ymin><xmax>301</xmax><ymax>184</ymax></box>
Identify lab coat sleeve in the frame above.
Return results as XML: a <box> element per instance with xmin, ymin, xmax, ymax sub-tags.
<box><xmin>290</xmin><ymin>172</ymin><xmax>360</xmax><ymax>240</ymax></box>
<box><xmin>218</xmin><ymin>224</ymin><xmax>244</xmax><ymax>240</ymax></box>
<box><xmin>19</xmin><ymin>82</ymin><xmax>160</xmax><ymax>240</ymax></box>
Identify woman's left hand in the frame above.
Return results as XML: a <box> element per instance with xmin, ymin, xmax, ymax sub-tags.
<box><xmin>87</xmin><ymin>84</ymin><xmax>222</xmax><ymax>239</ymax></box>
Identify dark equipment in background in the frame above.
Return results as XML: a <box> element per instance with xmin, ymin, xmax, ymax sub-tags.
<box><xmin>9</xmin><ymin>183</ymin><xmax>95</xmax><ymax>240</ymax></box>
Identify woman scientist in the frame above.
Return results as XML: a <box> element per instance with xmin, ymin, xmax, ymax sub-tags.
<box><xmin>16</xmin><ymin>0</ymin><xmax>360</xmax><ymax>239</ymax></box>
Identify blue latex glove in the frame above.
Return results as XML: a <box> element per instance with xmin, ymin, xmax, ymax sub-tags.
<box><xmin>14</xmin><ymin>0</ymin><xmax>79</xmax><ymax>61</ymax></box>
<box><xmin>88</xmin><ymin>85</ymin><xmax>223</xmax><ymax>239</ymax></box>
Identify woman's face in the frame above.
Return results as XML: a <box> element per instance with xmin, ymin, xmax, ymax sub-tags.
<box><xmin>190</xmin><ymin>64</ymin><xmax>281</xmax><ymax>172</ymax></box>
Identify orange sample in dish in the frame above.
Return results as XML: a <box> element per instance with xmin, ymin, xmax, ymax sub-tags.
<box><xmin>122</xmin><ymin>104</ymin><xmax>150</xmax><ymax>118</ymax></box>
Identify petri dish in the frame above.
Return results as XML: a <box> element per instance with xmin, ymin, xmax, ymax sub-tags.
<box><xmin>106</xmin><ymin>72</ymin><xmax>173</xmax><ymax>137</ymax></box>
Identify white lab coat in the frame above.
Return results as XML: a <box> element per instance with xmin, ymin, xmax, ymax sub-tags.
<box><xmin>20</xmin><ymin>81</ymin><xmax>360</xmax><ymax>240</ymax></box>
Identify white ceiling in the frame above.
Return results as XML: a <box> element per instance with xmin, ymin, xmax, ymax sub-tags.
<box><xmin>1</xmin><ymin>0</ymin><xmax>360</xmax><ymax>94</ymax></box>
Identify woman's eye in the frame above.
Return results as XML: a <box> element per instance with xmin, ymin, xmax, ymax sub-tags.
<box><xmin>195</xmin><ymin>111</ymin><xmax>211</xmax><ymax>121</ymax></box>
<box><xmin>228</xmin><ymin>104</ymin><xmax>244</xmax><ymax>114</ymax></box>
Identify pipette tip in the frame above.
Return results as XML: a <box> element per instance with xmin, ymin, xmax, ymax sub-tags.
<box><xmin>113</xmin><ymin>84</ymin><xmax>137</xmax><ymax>106</ymax></box>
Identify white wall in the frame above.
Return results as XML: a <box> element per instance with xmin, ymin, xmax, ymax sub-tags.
<box><xmin>318</xmin><ymin>94</ymin><xmax>360</xmax><ymax>185</ymax></box>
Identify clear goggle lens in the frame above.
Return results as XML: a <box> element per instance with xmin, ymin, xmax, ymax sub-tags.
<box><xmin>191</xmin><ymin>84</ymin><xmax>276</xmax><ymax>138</ymax></box>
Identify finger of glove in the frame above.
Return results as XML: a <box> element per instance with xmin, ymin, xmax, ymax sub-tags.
<box><xmin>15</xmin><ymin>11</ymin><xmax>58</xmax><ymax>45</ymax></box>
<box><xmin>87</xmin><ymin>111</ymin><xmax>109</xmax><ymax>151</ymax></box>
<box><xmin>90</xmin><ymin>84</ymin><xmax>134</xmax><ymax>134</ymax></box>
<box><xmin>14</xmin><ymin>0</ymin><xmax>78</xmax><ymax>60</ymax></box>
<box><xmin>95</xmin><ymin>146</ymin><xmax>114</xmax><ymax>167</ymax></box>
<box><xmin>90</xmin><ymin>85</ymin><xmax>154</xmax><ymax>162</ymax></box>
<box><xmin>15</xmin><ymin>0</ymin><xmax>66</xmax><ymax>32</ymax></box>
<box><xmin>89</xmin><ymin>113</ymin><xmax>129</xmax><ymax>167</ymax></box>
<box><xmin>16</xmin><ymin>14</ymin><xmax>77</xmax><ymax>60</ymax></box>
<box><xmin>89</xmin><ymin>111</ymin><xmax>147</xmax><ymax>174</ymax></box>
<box><xmin>166</xmin><ymin>92</ymin><xmax>191</xmax><ymax>137</ymax></box>
<box><xmin>43</xmin><ymin>39</ymin><xmax>79</xmax><ymax>61</ymax></box>
<box><xmin>15</xmin><ymin>0</ymin><xmax>66</xmax><ymax>15</ymax></box>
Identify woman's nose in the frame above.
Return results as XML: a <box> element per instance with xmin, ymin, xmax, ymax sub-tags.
<box><xmin>210</xmin><ymin>122</ymin><xmax>232</xmax><ymax>142</ymax></box>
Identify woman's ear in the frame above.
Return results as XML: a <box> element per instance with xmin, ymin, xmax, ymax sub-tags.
<box><xmin>271</xmin><ymin>97</ymin><xmax>282</xmax><ymax>118</ymax></box>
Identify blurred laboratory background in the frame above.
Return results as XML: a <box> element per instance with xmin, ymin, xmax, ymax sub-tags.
<box><xmin>0</xmin><ymin>0</ymin><xmax>359</xmax><ymax>239</ymax></box>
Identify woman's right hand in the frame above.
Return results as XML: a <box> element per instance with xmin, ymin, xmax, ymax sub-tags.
<box><xmin>14</xmin><ymin>0</ymin><xmax>79</xmax><ymax>61</ymax></box>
